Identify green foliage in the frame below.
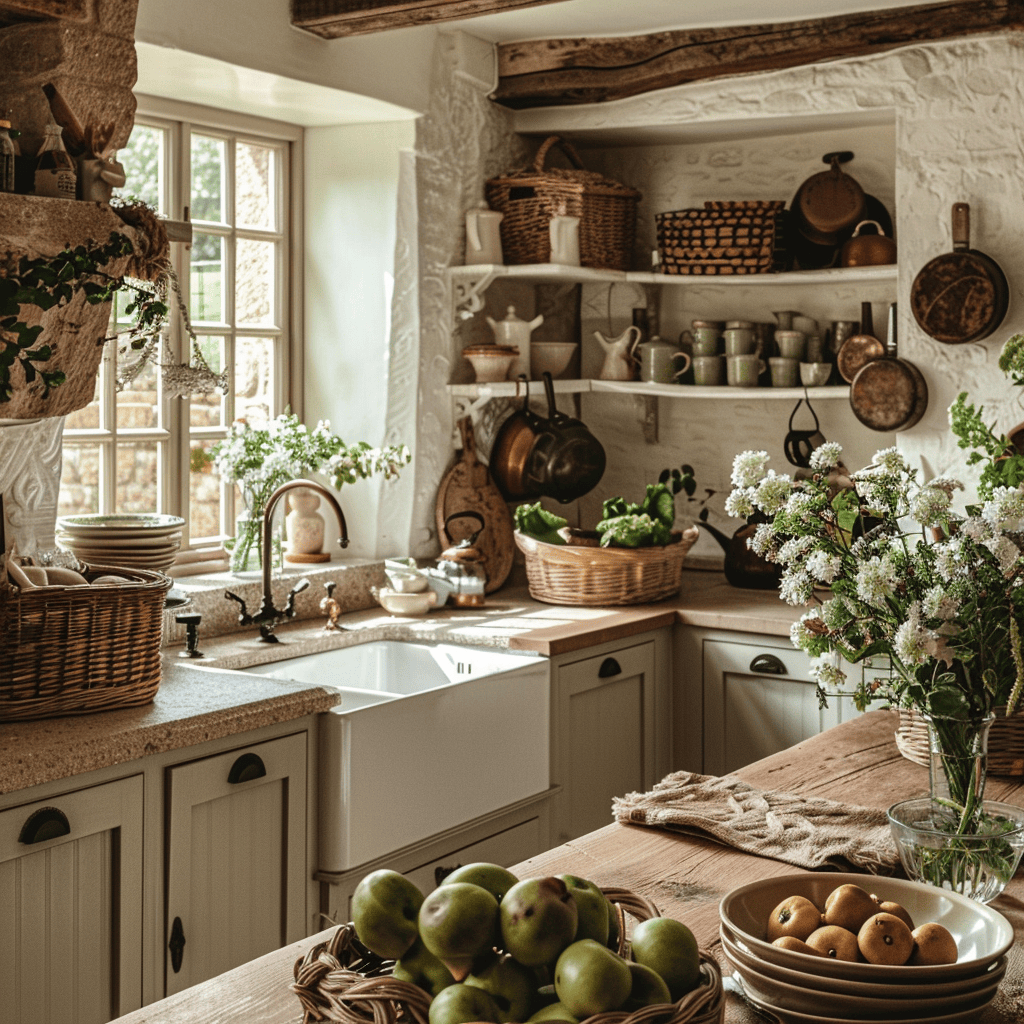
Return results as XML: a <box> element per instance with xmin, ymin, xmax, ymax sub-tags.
<box><xmin>658</xmin><ymin>463</ymin><xmax>716</xmax><ymax>522</ymax></box>
<box><xmin>513</xmin><ymin>502</ymin><xmax>568</xmax><ymax>546</ymax></box>
<box><xmin>949</xmin><ymin>392</ymin><xmax>1024</xmax><ymax>505</ymax></box>
<box><xmin>595</xmin><ymin>513</ymin><xmax>672</xmax><ymax>548</ymax></box>
<box><xmin>0</xmin><ymin>232</ymin><xmax>167</xmax><ymax>405</ymax></box>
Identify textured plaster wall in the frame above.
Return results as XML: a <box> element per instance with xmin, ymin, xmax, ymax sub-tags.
<box><xmin>391</xmin><ymin>32</ymin><xmax>1024</xmax><ymax>561</ymax></box>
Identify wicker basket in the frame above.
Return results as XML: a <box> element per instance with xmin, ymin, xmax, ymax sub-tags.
<box><xmin>485</xmin><ymin>136</ymin><xmax>640</xmax><ymax>271</ymax></box>
<box><xmin>514</xmin><ymin>527</ymin><xmax>699</xmax><ymax>606</ymax></box>
<box><xmin>655</xmin><ymin>201</ymin><xmax>788</xmax><ymax>276</ymax></box>
<box><xmin>895</xmin><ymin>706</ymin><xmax>1024</xmax><ymax>777</ymax></box>
<box><xmin>0</xmin><ymin>561</ymin><xmax>171</xmax><ymax>721</ymax></box>
<box><xmin>291</xmin><ymin>886</ymin><xmax>724</xmax><ymax>1024</ymax></box>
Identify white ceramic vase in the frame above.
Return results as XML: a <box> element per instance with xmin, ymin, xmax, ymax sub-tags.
<box><xmin>286</xmin><ymin>487</ymin><xmax>325</xmax><ymax>554</ymax></box>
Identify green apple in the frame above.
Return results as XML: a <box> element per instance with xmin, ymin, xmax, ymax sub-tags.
<box><xmin>466</xmin><ymin>953</ymin><xmax>537</xmax><ymax>1022</ymax></box>
<box><xmin>526</xmin><ymin>1002</ymin><xmax>579</xmax><ymax>1024</ymax></box>
<box><xmin>629</xmin><ymin>917</ymin><xmax>700</xmax><ymax>999</ymax></box>
<box><xmin>419</xmin><ymin>882</ymin><xmax>500</xmax><ymax>980</ymax></box>
<box><xmin>500</xmin><ymin>877</ymin><xmax>578</xmax><ymax>967</ymax></box>
<box><xmin>557</xmin><ymin>874</ymin><xmax>610</xmax><ymax>945</ymax></box>
<box><xmin>351</xmin><ymin>869</ymin><xmax>423</xmax><ymax>959</ymax></box>
<box><xmin>444</xmin><ymin>863</ymin><xmax>520</xmax><ymax>903</ymax></box>
<box><xmin>623</xmin><ymin>961</ymin><xmax>671</xmax><ymax>1009</ymax></box>
<box><xmin>428</xmin><ymin>982</ymin><xmax>500</xmax><ymax>1024</ymax></box>
<box><xmin>553</xmin><ymin>939</ymin><xmax>632</xmax><ymax>1017</ymax></box>
<box><xmin>393</xmin><ymin>937</ymin><xmax>456</xmax><ymax>997</ymax></box>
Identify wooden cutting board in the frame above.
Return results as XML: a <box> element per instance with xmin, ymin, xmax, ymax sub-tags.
<box><xmin>435</xmin><ymin>417</ymin><xmax>515</xmax><ymax>594</ymax></box>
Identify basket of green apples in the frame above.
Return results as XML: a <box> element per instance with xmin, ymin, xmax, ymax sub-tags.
<box><xmin>291</xmin><ymin>864</ymin><xmax>724</xmax><ymax>1024</ymax></box>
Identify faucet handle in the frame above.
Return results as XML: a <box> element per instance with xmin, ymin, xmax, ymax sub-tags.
<box><xmin>175</xmin><ymin>611</ymin><xmax>204</xmax><ymax>659</ymax></box>
<box><xmin>224</xmin><ymin>590</ymin><xmax>251</xmax><ymax>624</ymax></box>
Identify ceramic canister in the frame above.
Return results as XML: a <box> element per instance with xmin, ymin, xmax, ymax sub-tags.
<box><xmin>723</xmin><ymin>329</ymin><xmax>756</xmax><ymax>355</ymax></box>
<box><xmin>692</xmin><ymin>355</ymin><xmax>725</xmax><ymax>386</ymax></box>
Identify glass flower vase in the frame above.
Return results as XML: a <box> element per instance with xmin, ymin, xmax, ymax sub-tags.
<box><xmin>229</xmin><ymin>513</ymin><xmax>264</xmax><ymax>574</ymax></box>
<box><xmin>925</xmin><ymin>712</ymin><xmax>995</xmax><ymax>831</ymax></box>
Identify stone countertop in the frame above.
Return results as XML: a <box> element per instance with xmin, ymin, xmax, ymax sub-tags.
<box><xmin>1</xmin><ymin>568</ymin><xmax>800</xmax><ymax>796</ymax></box>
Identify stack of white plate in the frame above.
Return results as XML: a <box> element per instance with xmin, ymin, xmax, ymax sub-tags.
<box><xmin>720</xmin><ymin>873</ymin><xmax>1013</xmax><ymax>1024</ymax></box>
<box><xmin>56</xmin><ymin>513</ymin><xmax>185</xmax><ymax>572</ymax></box>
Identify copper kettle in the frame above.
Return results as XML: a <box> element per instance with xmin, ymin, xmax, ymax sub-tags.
<box><xmin>436</xmin><ymin>511</ymin><xmax>487</xmax><ymax>606</ymax></box>
<box><xmin>841</xmin><ymin>220</ymin><xmax>897</xmax><ymax>267</ymax></box>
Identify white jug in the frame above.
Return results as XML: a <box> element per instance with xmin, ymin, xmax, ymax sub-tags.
<box><xmin>549</xmin><ymin>214</ymin><xmax>580</xmax><ymax>266</ymax></box>
<box><xmin>595</xmin><ymin>325</ymin><xmax>642</xmax><ymax>381</ymax></box>
<box><xmin>487</xmin><ymin>306</ymin><xmax>544</xmax><ymax>381</ymax></box>
<box><xmin>465</xmin><ymin>206</ymin><xmax>504</xmax><ymax>266</ymax></box>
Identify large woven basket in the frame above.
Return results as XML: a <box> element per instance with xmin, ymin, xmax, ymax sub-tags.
<box><xmin>485</xmin><ymin>136</ymin><xmax>640</xmax><ymax>271</ymax></box>
<box><xmin>895</xmin><ymin>706</ymin><xmax>1024</xmax><ymax>777</ymax></box>
<box><xmin>291</xmin><ymin>886</ymin><xmax>724</xmax><ymax>1024</ymax></box>
<box><xmin>0</xmin><ymin>561</ymin><xmax>171</xmax><ymax>721</ymax></box>
<box><xmin>514</xmin><ymin>527</ymin><xmax>699</xmax><ymax>606</ymax></box>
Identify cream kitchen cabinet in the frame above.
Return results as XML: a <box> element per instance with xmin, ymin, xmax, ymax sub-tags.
<box><xmin>164</xmin><ymin>732</ymin><xmax>308</xmax><ymax>995</ymax></box>
<box><xmin>674</xmin><ymin>626</ymin><xmax>864</xmax><ymax>775</ymax></box>
<box><xmin>0</xmin><ymin>775</ymin><xmax>144</xmax><ymax>1024</ymax></box>
<box><xmin>549</xmin><ymin>629</ymin><xmax>672</xmax><ymax>845</ymax></box>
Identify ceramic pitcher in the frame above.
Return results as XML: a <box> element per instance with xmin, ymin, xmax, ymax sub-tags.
<box><xmin>487</xmin><ymin>306</ymin><xmax>544</xmax><ymax>380</ymax></box>
<box><xmin>549</xmin><ymin>214</ymin><xmax>580</xmax><ymax>266</ymax></box>
<box><xmin>465</xmin><ymin>205</ymin><xmax>504</xmax><ymax>265</ymax></box>
<box><xmin>595</xmin><ymin>325</ymin><xmax>642</xmax><ymax>381</ymax></box>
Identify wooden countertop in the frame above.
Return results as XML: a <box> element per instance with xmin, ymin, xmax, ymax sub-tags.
<box><xmin>103</xmin><ymin>712</ymin><xmax>1024</xmax><ymax>1024</ymax></box>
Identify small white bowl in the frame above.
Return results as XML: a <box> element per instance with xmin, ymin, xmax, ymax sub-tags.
<box><xmin>799</xmin><ymin>361</ymin><xmax>832</xmax><ymax>387</ymax></box>
<box><xmin>464</xmin><ymin>348</ymin><xmax>517</xmax><ymax>383</ymax></box>
<box><xmin>530</xmin><ymin>341</ymin><xmax>578</xmax><ymax>380</ymax></box>
<box><xmin>376</xmin><ymin>587</ymin><xmax>438</xmax><ymax>616</ymax></box>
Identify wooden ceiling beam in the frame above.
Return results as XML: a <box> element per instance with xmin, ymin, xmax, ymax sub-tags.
<box><xmin>291</xmin><ymin>0</ymin><xmax>567</xmax><ymax>39</ymax></box>
<box><xmin>493</xmin><ymin>0</ymin><xmax>1024</xmax><ymax>108</ymax></box>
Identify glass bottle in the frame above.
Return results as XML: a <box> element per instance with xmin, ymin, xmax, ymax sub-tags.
<box><xmin>34</xmin><ymin>120</ymin><xmax>76</xmax><ymax>199</ymax></box>
<box><xmin>0</xmin><ymin>119</ymin><xmax>14</xmax><ymax>193</ymax></box>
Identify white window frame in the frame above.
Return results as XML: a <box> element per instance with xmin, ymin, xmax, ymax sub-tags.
<box><xmin>61</xmin><ymin>96</ymin><xmax>304</xmax><ymax>568</ymax></box>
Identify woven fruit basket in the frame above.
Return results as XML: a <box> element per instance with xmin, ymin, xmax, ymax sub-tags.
<box><xmin>291</xmin><ymin>886</ymin><xmax>724</xmax><ymax>1024</ymax></box>
<box><xmin>0</xmin><ymin>560</ymin><xmax>170</xmax><ymax>720</ymax></box>
<box><xmin>514</xmin><ymin>527</ymin><xmax>699</xmax><ymax>606</ymax></box>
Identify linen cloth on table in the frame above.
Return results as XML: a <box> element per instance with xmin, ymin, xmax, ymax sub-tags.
<box><xmin>612</xmin><ymin>770</ymin><xmax>900</xmax><ymax>875</ymax></box>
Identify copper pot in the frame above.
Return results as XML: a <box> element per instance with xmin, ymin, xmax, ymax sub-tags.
<box><xmin>792</xmin><ymin>151</ymin><xmax>866</xmax><ymax>245</ymax></box>
<box><xmin>841</xmin><ymin>220</ymin><xmax>897</xmax><ymax>267</ymax></box>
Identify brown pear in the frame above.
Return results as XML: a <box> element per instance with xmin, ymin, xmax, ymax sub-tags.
<box><xmin>772</xmin><ymin>936</ymin><xmax>826</xmax><ymax>957</ymax></box>
<box><xmin>766</xmin><ymin>896</ymin><xmax>823</xmax><ymax>942</ymax></box>
<box><xmin>823</xmin><ymin>884</ymin><xmax>878</xmax><ymax>934</ymax></box>
<box><xmin>857</xmin><ymin>913</ymin><xmax>914</xmax><ymax>966</ymax></box>
<box><xmin>869</xmin><ymin>894</ymin><xmax>914</xmax><ymax>932</ymax></box>
<box><xmin>806</xmin><ymin>925</ymin><xmax>861</xmax><ymax>962</ymax></box>
<box><xmin>908</xmin><ymin>922</ymin><xmax>958</xmax><ymax>966</ymax></box>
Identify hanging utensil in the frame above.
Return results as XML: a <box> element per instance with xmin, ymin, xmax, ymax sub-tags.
<box><xmin>849</xmin><ymin>303</ymin><xmax>928</xmax><ymax>432</ymax></box>
<box><xmin>910</xmin><ymin>202</ymin><xmax>1009</xmax><ymax>344</ymax></box>
<box><xmin>783</xmin><ymin>396</ymin><xmax>826</xmax><ymax>469</ymax></box>
<box><xmin>488</xmin><ymin>376</ymin><xmax>545</xmax><ymax>501</ymax></box>
<box><xmin>836</xmin><ymin>301</ymin><xmax>884</xmax><ymax>383</ymax></box>
<box><xmin>792</xmin><ymin>152</ymin><xmax>866</xmax><ymax>245</ymax></box>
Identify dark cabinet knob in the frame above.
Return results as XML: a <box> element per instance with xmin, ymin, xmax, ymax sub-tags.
<box><xmin>749</xmin><ymin>653</ymin><xmax>787</xmax><ymax>675</ymax></box>
<box><xmin>19</xmin><ymin>807</ymin><xmax>71</xmax><ymax>844</ymax></box>
<box><xmin>227</xmin><ymin>752</ymin><xmax>267</xmax><ymax>784</ymax></box>
<box><xmin>169</xmin><ymin>916</ymin><xmax>186</xmax><ymax>973</ymax></box>
<box><xmin>598</xmin><ymin>657</ymin><xmax>622</xmax><ymax>678</ymax></box>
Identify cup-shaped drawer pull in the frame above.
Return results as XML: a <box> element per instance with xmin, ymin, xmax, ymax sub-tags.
<box><xmin>227</xmin><ymin>752</ymin><xmax>267</xmax><ymax>784</ymax></box>
<box><xmin>19</xmin><ymin>807</ymin><xmax>71</xmax><ymax>844</ymax></box>
<box><xmin>749</xmin><ymin>653</ymin><xmax>787</xmax><ymax>675</ymax></box>
<box><xmin>598</xmin><ymin>657</ymin><xmax>622</xmax><ymax>678</ymax></box>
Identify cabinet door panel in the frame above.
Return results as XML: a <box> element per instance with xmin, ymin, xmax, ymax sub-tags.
<box><xmin>704</xmin><ymin>638</ymin><xmax>839</xmax><ymax>775</ymax></box>
<box><xmin>0</xmin><ymin>775</ymin><xmax>144</xmax><ymax>1024</ymax></box>
<box><xmin>553</xmin><ymin>642</ymin><xmax>656</xmax><ymax>844</ymax></box>
<box><xmin>165</xmin><ymin>732</ymin><xmax>306</xmax><ymax>996</ymax></box>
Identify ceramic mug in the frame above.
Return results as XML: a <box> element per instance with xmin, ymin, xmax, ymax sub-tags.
<box><xmin>727</xmin><ymin>353</ymin><xmax>764</xmax><ymax>386</ymax></box>
<box><xmin>693</xmin><ymin>355</ymin><xmax>725</xmax><ymax>386</ymax></box>
<box><xmin>723</xmin><ymin>329</ymin><xmax>756</xmax><ymax>355</ymax></box>
<box><xmin>691</xmin><ymin>332</ymin><xmax>720</xmax><ymax>356</ymax></box>
<box><xmin>769</xmin><ymin>357</ymin><xmax>800</xmax><ymax>388</ymax></box>
<box><xmin>792</xmin><ymin>315</ymin><xmax>818</xmax><ymax>336</ymax></box>
<box><xmin>640</xmin><ymin>345</ymin><xmax>691</xmax><ymax>383</ymax></box>
<box><xmin>774</xmin><ymin>330</ymin><xmax>806</xmax><ymax>360</ymax></box>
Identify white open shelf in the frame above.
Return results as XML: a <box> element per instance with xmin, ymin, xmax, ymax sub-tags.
<box><xmin>446</xmin><ymin>379</ymin><xmax>850</xmax><ymax>401</ymax></box>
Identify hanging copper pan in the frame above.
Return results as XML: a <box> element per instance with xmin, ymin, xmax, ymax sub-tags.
<box><xmin>792</xmin><ymin>152</ymin><xmax>866</xmax><ymax>245</ymax></box>
<box><xmin>910</xmin><ymin>202</ymin><xmax>1009</xmax><ymax>344</ymax></box>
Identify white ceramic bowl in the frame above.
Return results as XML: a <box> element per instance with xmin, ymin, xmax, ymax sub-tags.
<box><xmin>464</xmin><ymin>348</ymin><xmax>517</xmax><ymax>383</ymax></box>
<box><xmin>530</xmin><ymin>341</ymin><xmax>577</xmax><ymax>380</ymax></box>
<box><xmin>375</xmin><ymin>586</ymin><xmax>438</xmax><ymax>616</ymax></box>
<box><xmin>720</xmin><ymin>872</ymin><xmax>1014</xmax><ymax>982</ymax></box>
<box><xmin>800</xmin><ymin>361</ymin><xmax>832</xmax><ymax>386</ymax></box>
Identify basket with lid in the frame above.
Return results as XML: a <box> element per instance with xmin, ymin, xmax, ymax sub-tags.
<box><xmin>485</xmin><ymin>136</ymin><xmax>640</xmax><ymax>271</ymax></box>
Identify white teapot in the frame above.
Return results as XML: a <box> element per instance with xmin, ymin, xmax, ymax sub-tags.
<box><xmin>487</xmin><ymin>306</ymin><xmax>544</xmax><ymax>381</ymax></box>
<box><xmin>595</xmin><ymin>325</ymin><xmax>642</xmax><ymax>381</ymax></box>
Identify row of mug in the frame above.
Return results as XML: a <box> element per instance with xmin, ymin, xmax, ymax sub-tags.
<box><xmin>692</xmin><ymin>353</ymin><xmax>832</xmax><ymax>387</ymax></box>
<box><xmin>686</xmin><ymin>320</ymin><xmax>826</xmax><ymax>363</ymax></box>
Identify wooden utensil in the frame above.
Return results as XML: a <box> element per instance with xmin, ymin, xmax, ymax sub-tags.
<box><xmin>910</xmin><ymin>202</ymin><xmax>1009</xmax><ymax>344</ymax></box>
<box><xmin>836</xmin><ymin>301</ymin><xmax>884</xmax><ymax>383</ymax></box>
<box><xmin>849</xmin><ymin>303</ymin><xmax>928</xmax><ymax>432</ymax></box>
<box><xmin>435</xmin><ymin>416</ymin><xmax>514</xmax><ymax>593</ymax></box>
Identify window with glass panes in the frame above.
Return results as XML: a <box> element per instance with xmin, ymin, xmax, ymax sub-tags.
<box><xmin>59</xmin><ymin>109</ymin><xmax>295</xmax><ymax>560</ymax></box>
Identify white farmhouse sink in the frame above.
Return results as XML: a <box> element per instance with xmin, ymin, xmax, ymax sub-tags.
<box><xmin>241</xmin><ymin>641</ymin><xmax>550</xmax><ymax>872</ymax></box>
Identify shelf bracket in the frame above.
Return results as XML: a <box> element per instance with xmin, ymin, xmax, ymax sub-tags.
<box><xmin>452</xmin><ymin>269</ymin><xmax>498</xmax><ymax>320</ymax></box>
<box><xmin>636</xmin><ymin>394</ymin><xmax>658</xmax><ymax>444</ymax></box>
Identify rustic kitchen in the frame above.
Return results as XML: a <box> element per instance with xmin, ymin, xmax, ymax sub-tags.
<box><xmin>2</xmin><ymin>2</ymin><xmax>1024</xmax><ymax>1023</ymax></box>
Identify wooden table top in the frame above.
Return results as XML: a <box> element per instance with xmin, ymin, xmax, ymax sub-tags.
<box><xmin>109</xmin><ymin>711</ymin><xmax>1024</xmax><ymax>1024</ymax></box>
